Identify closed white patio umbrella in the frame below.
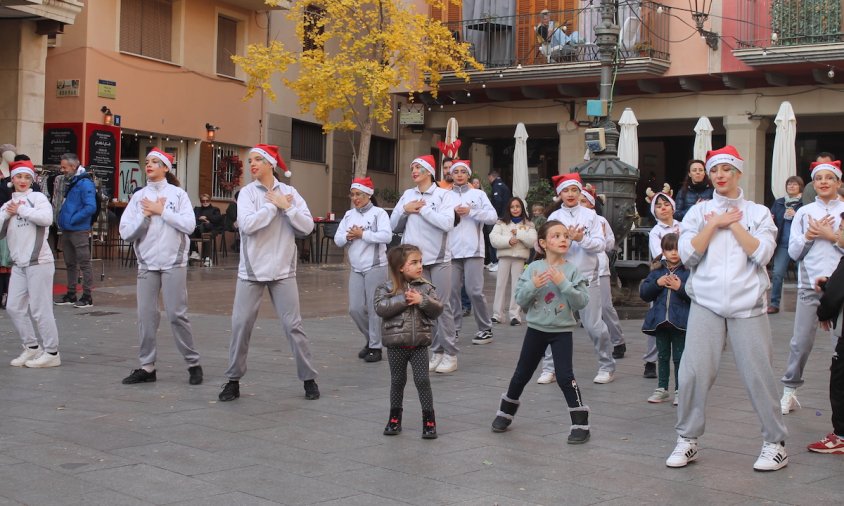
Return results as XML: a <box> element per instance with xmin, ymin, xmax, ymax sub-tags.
<box><xmin>618</xmin><ymin>108</ymin><xmax>639</xmax><ymax>168</ymax></box>
<box><xmin>693</xmin><ymin>116</ymin><xmax>713</xmax><ymax>162</ymax></box>
<box><xmin>771</xmin><ymin>101</ymin><xmax>797</xmax><ymax>199</ymax></box>
<box><xmin>512</xmin><ymin>123</ymin><xmax>529</xmax><ymax>199</ymax></box>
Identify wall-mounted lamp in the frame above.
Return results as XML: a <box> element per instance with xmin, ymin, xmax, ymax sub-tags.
<box><xmin>101</xmin><ymin>106</ymin><xmax>113</xmax><ymax>125</ymax></box>
<box><xmin>205</xmin><ymin>123</ymin><xmax>220</xmax><ymax>141</ymax></box>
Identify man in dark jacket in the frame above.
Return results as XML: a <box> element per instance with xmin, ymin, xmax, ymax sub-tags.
<box><xmin>55</xmin><ymin>153</ymin><xmax>97</xmax><ymax>307</ymax></box>
<box><xmin>485</xmin><ymin>170</ymin><xmax>511</xmax><ymax>271</ymax></box>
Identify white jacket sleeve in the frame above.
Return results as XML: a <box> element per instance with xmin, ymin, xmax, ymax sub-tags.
<box><xmin>334</xmin><ymin>212</ymin><xmax>350</xmax><ymax>248</ymax></box>
<box><xmin>0</xmin><ymin>204</ymin><xmax>10</xmax><ymax>239</ymax></box>
<box><xmin>648</xmin><ymin>227</ymin><xmax>662</xmax><ymax>259</ymax></box>
<box><xmin>419</xmin><ymin>191</ymin><xmax>454</xmax><ymax>232</ymax></box>
<box><xmin>470</xmin><ymin>192</ymin><xmax>499</xmax><ymax>225</ymax></box>
<box><xmin>16</xmin><ymin>196</ymin><xmax>53</xmax><ymax>227</ymax></box>
<box><xmin>749</xmin><ymin>206</ymin><xmax>777</xmax><ymax>266</ymax></box>
<box><xmin>679</xmin><ymin>206</ymin><xmax>704</xmax><ymax>267</ymax></box>
<box><xmin>283</xmin><ymin>187</ymin><xmax>314</xmax><ymax>236</ymax></box>
<box><xmin>602</xmin><ymin>218</ymin><xmax>616</xmax><ymax>252</ymax></box>
<box><xmin>788</xmin><ymin>208</ymin><xmax>811</xmax><ymax>261</ymax></box>
<box><xmin>119</xmin><ymin>196</ymin><xmax>150</xmax><ymax>243</ymax></box>
<box><xmin>390</xmin><ymin>190</ymin><xmax>411</xmax><ymax>232</ymax></box>
<box><xmin>518</xmin><ymin>223</ymin><xmax>537</xmax><ymax>248</ymax></box>
<box><xmin>362</xmin><ymin>209</ymin><xmax>393</xmax><ymax>244</ymax></box>
<box><xmin>238</xmin><ymin>191</ymin><xmax>279</xmax><ymax>235</ymax></box>
<box><xmin>577</xmin><ymin>212</ymin><xmax>606</xmax><ymax>253</ymax></box>
<box><xmin>160</xmin><ymin>191</ymin><xmax>196</xmax><ymax>235</ymax></box>
<box><xmin>489</xmin><ymin>222</ymin><xmax>511</xmax><ymax>250</ymax></box>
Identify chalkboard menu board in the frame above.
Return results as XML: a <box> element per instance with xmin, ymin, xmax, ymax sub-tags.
<box><xmin>85</xmin><ymin>124</ymin><xmax>121</xmax><ymax>199</ymax></box>
<box><xmin>43</xmin><ymin>123</ymin><xmax>83</xmax><ymax>165</ymax></box>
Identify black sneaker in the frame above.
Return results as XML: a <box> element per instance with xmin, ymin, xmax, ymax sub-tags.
<box><xmin>613</xmin><ymin>343</ymin><xmax>627</xmax><ymax>359</ymax></box>
<box><xmin>122</xmin><ymin>368</ymin><xmax>156</xmax><ymax>384</ymax></box>
<box><xmin>304</xmin><ymin>379</ymin><xmax>320</xmax><ymax>400</ymax></box>
<box><xmin>188</xmin><ymin>365</ymin><xmax>203</xmax><ymax>385</ymax></box>
<box><xmin>358</xmin><ymin>346</ymin><xmax>370</xmax><ymax>359</ymax></box>
<box><xmin>510</xmin><ymin>318</ymin><xmax>521</xmax><ymax>326</ymax></box>
<box><xmin>462</xmin><ymin>307</ymin><xmax>471</xmax><ymax>317</ymax></box>
<box><xmin>643</xmin><ymin>362</ymin><xmax>657</xmax><ymax>378</ymax></box>
<box><xmin>73</xmin><ymin>295</ymin><xmax>93</xmax><ymax>308</ymax></box>
<box><xmin>218</xmin><ymin>380</ymin><xmax>240</xmax><ymax>401</ymax></box>
<box><xmin>472</xmin><ymin>329</ymin><xmax>493</xmax><ymax>345</ymax></box>
<box><xmin>55</xmin><ymin>293</ymin><xmax>77</xmax><ymax>305</ymax></box>
<box><xmin>364</xmin><ymin>348</ymin><xmax>382</xmax><ymax>363</ymax></box>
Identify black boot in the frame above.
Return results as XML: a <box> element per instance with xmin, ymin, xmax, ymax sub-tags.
<box><xmin>491</xmin><ymin>394</ymin><xmax>520</xmax><ymax>432</ymax></box>
<box><xmin>612</xmin><ymin>343</ymin><xmax>626</xmax><ymax>359</ymax></box>
<box><xmin>383</xmin><ymin>408</ymin><xmax>403</xmax><ymax>435</ymax></box>
<box><xmin>422</xmin><ymin>410</ymin><xmax>437</xmax><ymax>439</ymax></box>
<box><xmin>643</xmin><ymin>362</ymin><xmax>657</xmax><ymax>378</ymax></box>
<box><xmin>568</xmin><ymin>407</ymin><xmax>590</xmax><ymax>444</ymax></box>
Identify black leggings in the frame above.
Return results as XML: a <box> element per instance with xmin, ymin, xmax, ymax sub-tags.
<box><xmin>388</xmin><ymin>347</ymin><xmax>433</xmax><ymax>411</ymax></box>
<box><xmin>507</xmin><ymin>327</ymin><xmax>584</xmax><ymax>409</ymax></box>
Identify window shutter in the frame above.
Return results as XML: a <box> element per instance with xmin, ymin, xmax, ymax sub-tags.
<box><xmin>119</xmin><ymin>0</ymin><xmax>172</xmax><ymax>61</ymax></box>
<box><xmin>217</xmin><ymin>16</ymin><xmax>237</xmax><ymax>76</ymax></box>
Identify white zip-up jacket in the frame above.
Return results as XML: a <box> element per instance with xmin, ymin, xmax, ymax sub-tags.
<box><xmin>0</xmin><ymin>190</ymin><xmax>53</xmax><ymax>266</ymax></box>
<box><xmin>547</xmin><ymin>204</ymin><xmax>605</xmax><ymax>282</ymax></box>
<box><xmin>447</xmin><ymin>184</ymin><xmax>498</xmax><ymax>259</ymax></box>
<box><xmin>679</xmin><ymin>189</ymin><xmax>776</xmax><ymax>318</ymax></box>
<box><xmin>334</xmin><ymin>203</ymin><xmax>392</xmax><ymax>273</ymax></box>
<box><xmin>390</xmin><ymin>184</ymin><xmax>456</xmax><ymax>266</ymax></box>
<box><xmin>237</xmin><ymin>179</ymin><xmax>313</xmax><ymax>282</ymax></box>
<box><xmin>119</xmin><ymin>180</ymin><xmax>196</xmax><ymax>271</ymax></box>
<box><xmin>597</xmin><ymin>215</ymin><xmax>615</xmax><ymax>277</ymax></box>
<box><xmin>649</xmin><ymin>219</ymin><xmax>681</xmax><ymax>259</ymax></box>
<box><xmin>788</xmin><ymin>198</ymin><xmax>844</xmax><ymax>291</ymax></box>
<box><xmin>489</xmin><ymin>219</ymin><xmax>537</xmax><ymax>260</ymax></box>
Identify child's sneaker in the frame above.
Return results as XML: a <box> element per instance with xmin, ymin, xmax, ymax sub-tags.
<box><xmin>593</xmin><ymin>370</ymin><xmax>614</xmax><ymax>384</ymax></box>
<box><xmin>537</xmin><ymin>371</ymin><xmax>556</xmax><ymax>384</ymax></box>
<box><xmin>472</xmin><ymin>329</ymin><xmax>493</xmax><ymax>345</ymax></box>
<box><xmin>648</xmin><ymin>387</ymin><xmax>669</xmax><ymax>403</ymax></box>
<box><xmin>666</xmin><ymin>436</ymin><xmax>699</xmax><ymax>468</ymax></box>
<box><xmin>10</xmin><ymin>346</ymin><xmax>41</xmax><ymax>367</ymax></box>
<box><xmin>807</xmin><ymin>433</ymin><xmax>844</xmax><ymax>454</ymax></box>
<box><xmin>435</xmin><ymin>354</ymin><xmax>458</xmax><ymax>373</ymax></box>
<box><xmin>428</xmin><ymin>352</ymin><xmax>444</xmax><ymax>372</ymax></box>
<box><xmin>753</xmin><ymin>441</ymin><xmax>788</xmax><ymax>471</ymax></box>
<box><xmin>24</xmin><ymin>352</ymin><xmax>61</xmax><ymax>368</ymax></box>
<box><xmin>780</xmin><ymin>386</ymin><xmax>800</xmax><ymax>415</ymax></box>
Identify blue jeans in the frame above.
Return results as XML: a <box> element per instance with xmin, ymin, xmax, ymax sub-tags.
<box><xmin>770</xmin><ymin>246</ymin><xmax>791</xmax><ymax>308</ymax></box>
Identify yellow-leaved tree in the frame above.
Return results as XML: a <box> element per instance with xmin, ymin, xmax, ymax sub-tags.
<box><xmin>234</xmin><ymin>0</ymin><xmax>481</xmax><ymax>178</ymax></box>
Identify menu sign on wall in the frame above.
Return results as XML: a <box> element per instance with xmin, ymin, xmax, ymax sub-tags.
<box><xmin>85</xmin><ymin>124</ymin><xmax>121</xmax><ymax>199</ymax></box>
<box><xmin>43</xmin><ymin>123</ymin><xmax>83</xmax><ymax>165</ymax></box>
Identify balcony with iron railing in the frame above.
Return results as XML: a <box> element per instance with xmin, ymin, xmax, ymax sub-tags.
<box><xmin>436</xmin><ymin>1</ymin><xmax>670</xmax><ymax>87</ymax></box>
<box><xmin>732</xmin><ymin>0</ymin><xmax>844</xmax><ymax>66</ymax></box>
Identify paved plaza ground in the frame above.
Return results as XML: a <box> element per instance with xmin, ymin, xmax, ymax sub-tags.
<box><xmin>0</xmin><ymin>253</ymin><xmax>842</xmax><ymax>505</ymax></box>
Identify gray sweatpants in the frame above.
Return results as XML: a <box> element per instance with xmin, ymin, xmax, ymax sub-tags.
<box><xmin>543</xmin><ymin>278</ymin><xmax>615</xmax><ymax>374</ymax></box>
<box><xmin>136</xmin><ymin>267</ymin><xmax>200</xmax><ymax>367</ymax></box>
<box><xmin>62</xmin><ymin>230</ymin><xmax>93</xmax><ymax>296</ymax></box>
<box><xmin>425</xmin><ymin>262</ymin><xmax>457</xmax><ymax>356</ymax></box>
<box><xmin>451</xmin><ymin>257</ymin><xmax>492</xmax><ymax>333</ymax></box>
<box><xmin>781</xmin><ymin>289</ymin><xmax>831</xmax><ymax>388</ymax></box>
<box><xmin>225</xmin><ymin>277</ymin><xmax>318</xmax><ymax>381</ymax></box>
<box><xmin>600</xmin><ymin>275</ymin><xmax>625</xmax><ymax>346</ymax></box>
<box><xmin>675</xmin><ymin>302</ymin><xmax>788</xmax><ymax>443</ymax></box>
<box><xmin>349</xmin><ymin>266</ymin><xmax>387</xmax><ymax>349</ymax></box>
<box><xmin>7</xmin><ymin>263</ymin><xmax>59</xmax><ymax>353</ymax></box>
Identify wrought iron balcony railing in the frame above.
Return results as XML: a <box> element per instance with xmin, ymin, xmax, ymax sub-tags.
<box><xmin>734</xmin><ymin>0</ymin><xmax>842</xmax><ymax>48</ymax></box>
<box><xmin>443</xmin><ymin>1</ymin><xmax>669</xmax><ymax>69</ymax></box>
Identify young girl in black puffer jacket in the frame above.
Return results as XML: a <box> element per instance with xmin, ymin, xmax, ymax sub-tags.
<box><xmin>374</xmin><ymin>244</ymin><xmax>444</xmax><ymax>439</ymax></box>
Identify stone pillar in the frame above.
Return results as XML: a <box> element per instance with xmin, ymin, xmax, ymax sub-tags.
<box><xmin>0</xmin><ymin>20</ymin><xmax>47</xmax><ymax>164</ymax></box>
<box><xmin>557</xmin><ymin>122</ymin><xmax>584</xmax><ymax>174</ymax></box>
<box><xmin>723</xmin><ymin>114</ymin><xmax>770</xmax><ymax>203</ymax></box>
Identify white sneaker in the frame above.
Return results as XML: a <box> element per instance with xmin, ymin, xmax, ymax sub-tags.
<box><xmin>648</xmin><ymin>387</ymin><xmax>669</xmax><ymax>403</ymax></box>
<box><xmin>781</xmin><ymin>386</ymin><xmax>800</xmax><ymax>415</ymax></box>
<box><xmin>428</xmin><ymin>352</ymin><xmax>444</xmax><ymax>372</ymax></box>
<box><xmin>487</xmin><ymin>263</ymin><xmax>499</xmax><ymax>272</ymax></box>
<box><xmin>753</xmin><ymin>441</ymin><xmax>788</xmax><ymax>471</ymax></box>
<box><xmin>24</xmin><ymin>352</ymin><xmax>61</xmax><ymax>368</ymax></box>
<box><xmin>666</xmin><ymin>436</ymin><xmax>699</xmax><ymax>468</ymax></box>
<box><xmin>537</xmin><ymin>371</ymin><xmax>556</xmax><ymax>384</ymax></box>
<box><xmin>435</xmin><ymin>354</ymin><xmax>458</xmax><ymax>373</ymax></box>
<box><xmin>189</xmin><ymin>251</ymin><xmax>201</xmax><ymax>260</ymax></box>
<box><xmin>593</xmin><ymin>370</ymin><xmax>614</xmax><ymax>384</ymax></box>
<box><xmin>10</xmin><ymin>346</ymin><xmax>42</xmax><ymax>367</ymax></box>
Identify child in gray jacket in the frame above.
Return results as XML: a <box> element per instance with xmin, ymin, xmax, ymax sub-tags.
<box><xmin>374</xmin><ymin>244</ymin><xmax>444</xmax><ymax>439</ymax></box>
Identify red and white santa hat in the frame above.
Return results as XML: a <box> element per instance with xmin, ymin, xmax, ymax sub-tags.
<box><xmin>411</xmin><ymin>155</ymin><xmax>437</xmax><ymax>179</ymax></box>
<box><xmin>147</xmin><ymin>148</ymin><xmax>174</xmax><ymax>170</ymax></box>
<box><xmin>705</xmin><ymin>145</ymin><xmax>744</xmax><ymax>172</ymax></box>
<box><xmin>810</xmin><ymin>160</ymin><xmax>842</xmax><ymax>180</ymax></box>
<box><xmin>581</xmin><ymin>184</ymin><xmax>596</xmax><ymax>207</ymax></box>
<box><xmin>9</xmin><ymin>159</ymin><xmax>35</xmax><ymax>179</ymax></box>
<box><xmin>552</xmin><ymin>173</ymin><xmax>583</xmax><ymax>195</ymax></box>
<box><xmin>350</xmin><ymin>177</ymin><xmax>374</xmax><ymax>195</ymax></box>
<box><xmin>450</xmin><ymin>160</ymin><xmax>471</xmax><ymax>175</ymax></box>
<box><xmin>649</xmin><ymin>192</ymin><xmax>676</xmax><ymax>218</ymax></box>
<box><xmin>251</xmin><ymin>144</ymin><xmax>291</xmax><ymax>178</ymax></box>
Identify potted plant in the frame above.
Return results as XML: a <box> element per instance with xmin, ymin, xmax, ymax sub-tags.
<box><xmin>373</xmin><ymin>187</ymin><xmax>401</xmax><ymax>209</ymax></box>
<box><xmin>633</xmin><ymin>41</ymin><xmax>653</xmax><ymax>57</ymax></box>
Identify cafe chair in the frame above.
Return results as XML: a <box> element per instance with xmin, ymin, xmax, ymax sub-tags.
<box><xmin>320</xmin><ymin>222</ymin><xmax>340</xmax><ymax>263</ymax></box>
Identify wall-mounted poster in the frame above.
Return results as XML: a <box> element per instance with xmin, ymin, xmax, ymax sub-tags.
<box><xmin>85</xmin><ymin>123</ymin><xmax>121</xmax><ymax>199</ymax></box>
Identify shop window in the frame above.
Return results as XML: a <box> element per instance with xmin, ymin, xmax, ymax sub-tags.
<box><xmin>368</xmin><ymin>136</ymin><xmax>395</xmax><ymax>174</ymax></box>
<box><xmin>291</xmin><ymin>120</ymin><xmax>325</xmax><ymax>163</ymax></box>
<box><xmin>217</xmin><ymin>15</ymin><xmax>240</xmax><ymax>78</ymax></box>
<box><xmin>120</xmin><ymin>0</ymin><xmax>176</xmax><ymax>62</ymax></box>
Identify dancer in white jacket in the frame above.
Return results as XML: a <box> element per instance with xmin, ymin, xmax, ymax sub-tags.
<box><xmin>334</xmin><ymin>177</ymin><xmax>392</xmax><ymax>363</ymax></box>
<box><xmin>667</xmin><ymin>145</ymin><xmax>788</xmax><ymax>472</ymax></box>
<box><xmin>780</xmin><ymin>160</ymin><xmax>843</xmax><ymax>414</ymax></box>
<box><xmin>0</xmin><ymin>160</ymin><xmax>61</xmax><ymax>368</ymax></box>
<box><xmin>119</xmin><ymin>148</ymin><xmax>202</xmax><ymax>385</ymax></box>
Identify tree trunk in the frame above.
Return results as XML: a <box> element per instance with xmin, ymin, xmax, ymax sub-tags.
<box><xmin>355</xmin><ymin>119</ymin><xmax>373</xmax><ymax>179</ymax></box>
